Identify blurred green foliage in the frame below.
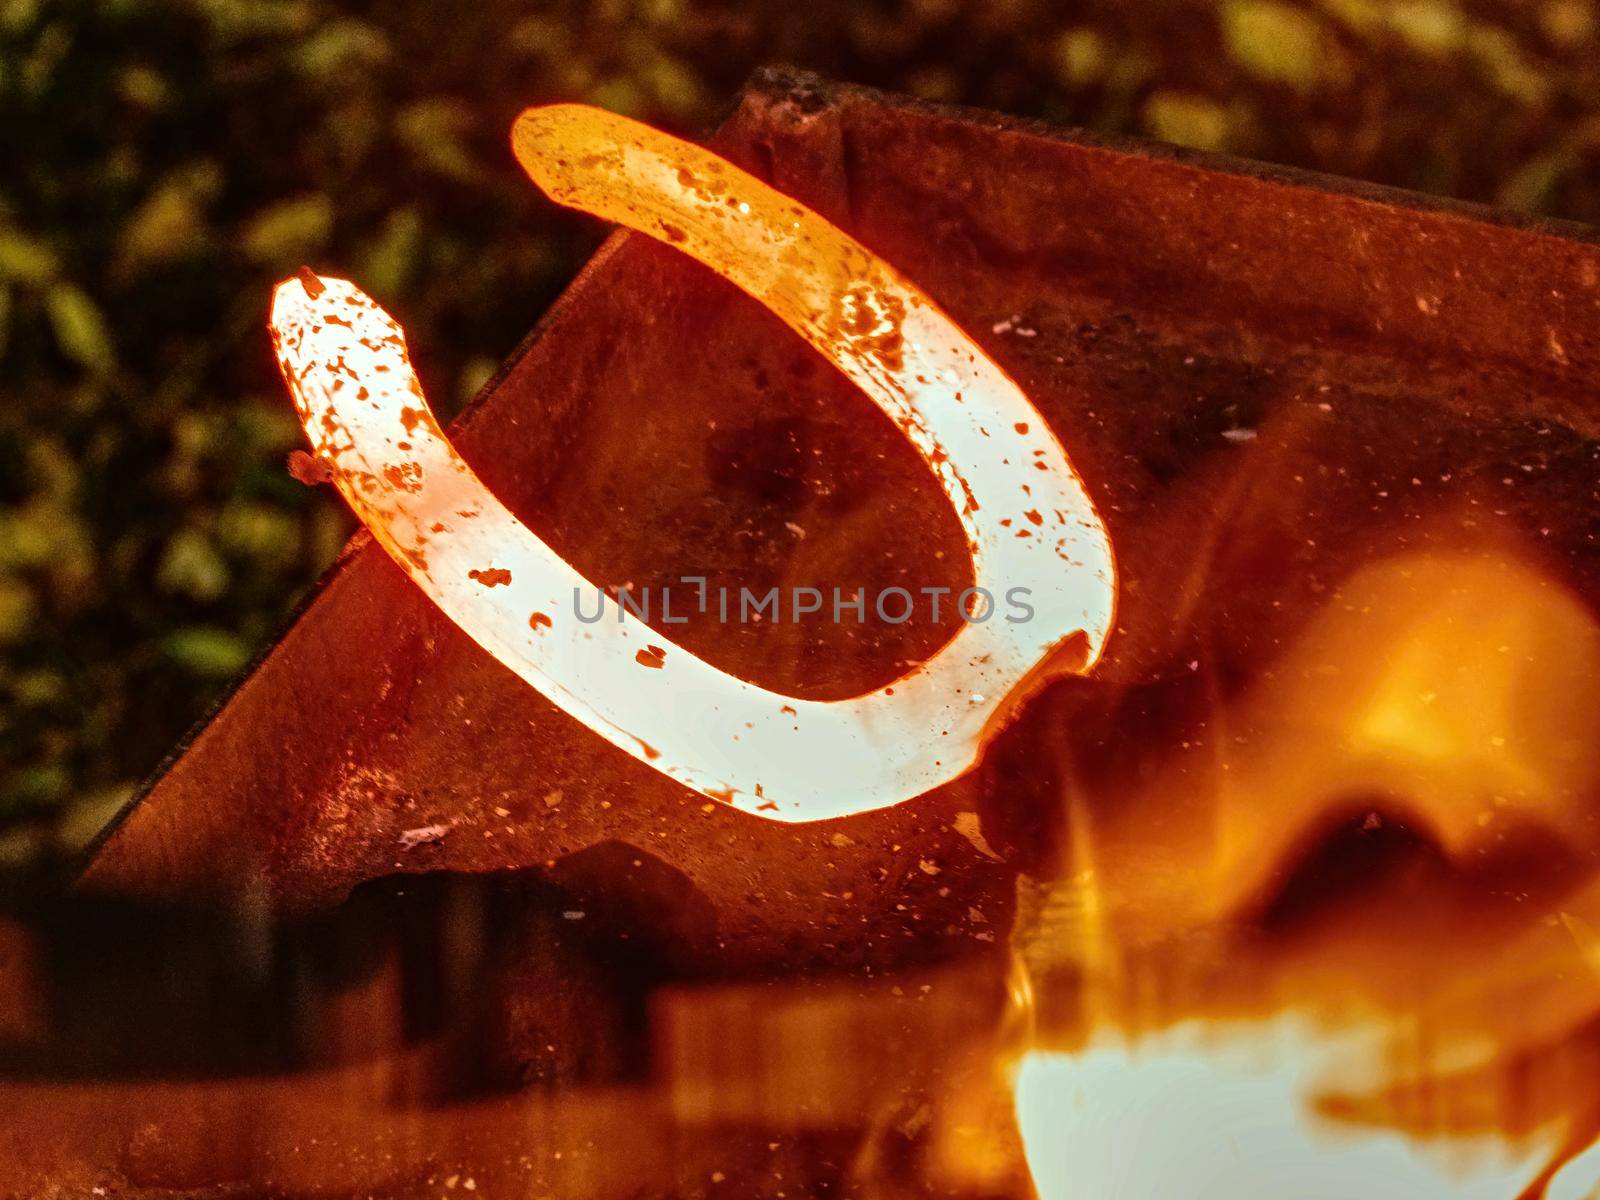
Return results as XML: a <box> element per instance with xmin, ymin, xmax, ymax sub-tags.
<box><xmin>1</xmin><ymin>0</ymin><xmax>1598</xmax><ymax>854</ymax></box>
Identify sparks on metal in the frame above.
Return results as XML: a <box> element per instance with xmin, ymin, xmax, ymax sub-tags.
<box><xmin>269</xmin><ymin>104</ymin><xmax>1114</xmax><ymax>821</ymax></box>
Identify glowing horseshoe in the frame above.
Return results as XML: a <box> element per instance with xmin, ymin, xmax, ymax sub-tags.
<box><xmin>269</xmin><ymin>104</ymin><xmax>1114</xmax><ymax>822</ymax></box>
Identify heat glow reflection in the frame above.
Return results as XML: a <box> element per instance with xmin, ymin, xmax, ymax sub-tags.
<box><xmin>1014</xmin><ymin>1024</ymin><xmax>1562</xmax><ymax>1200</ymax></box>
<box><xmin>1011</xmin><ymin>545</ymin><xmax>1600</xmax><ymax>1198</ymax></box>
<box><xmin>269</xmin><ymin>106</ymin><xmax>1114</xmax><ymax>822</ymax></box>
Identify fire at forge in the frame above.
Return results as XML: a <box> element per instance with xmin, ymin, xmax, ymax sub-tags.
<box><xmin>8</xmin><ymin>61</ymin><xmax>1600</xmax><ymax>1200</ymax></box>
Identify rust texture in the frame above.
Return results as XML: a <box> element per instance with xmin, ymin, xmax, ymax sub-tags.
<box><xmin>81</xmin><ymin>65</ymin><xmax>1600</xmax><ymax>974</ymax></box>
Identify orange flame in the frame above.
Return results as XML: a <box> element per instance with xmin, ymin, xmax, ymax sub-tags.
<box><xmin>1011</xmin><ymin>542</ymin><xmax>1600</xmax><ymax>1197</ymax></box>
<box><xmin>269</xmin><ymin>106</ymin><xmax>1114</xmax><ymax>821</ymax></box>
<box><xmin>1014</xmin><ymin>1023</ymin><xmax>1561</xmax><ymax>1199</ymax></box>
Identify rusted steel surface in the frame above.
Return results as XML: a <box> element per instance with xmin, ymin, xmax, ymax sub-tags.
<box><xmin>0</xmin><ymin>923</ymin><xmax>1012</xmax><ymax>1197</ymax></box>
<box><xmin>79</xmin><ymin>66</ymin><xmax>1600</xmax><ymax>976</ymax></box>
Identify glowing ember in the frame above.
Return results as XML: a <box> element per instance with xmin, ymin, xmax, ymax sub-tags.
<box><xmin>269</xmin><ymin>105</ymin><xmax>1114</xmax><ymax>821</ymax></box>
<box><xmin>1005</xmin><ymin>539</ymin><xmax>1600</xmax><ymax>1198</ymax></box>
<box><xmin>1014</xmin><ymin>1023</ymin><xmax>1565</xmax><ymax>1200</ymax></box>
<box><xmin>1548</xmin><ymin>1141</ymin><xmax>1600</xmax><ymax>1200</ymax></box>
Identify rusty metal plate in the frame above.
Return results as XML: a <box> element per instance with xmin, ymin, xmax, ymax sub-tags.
<box><xmin>79</xmin><ymin>66</ymin><xmax>1600</xmax><ymax>978</ymax></box>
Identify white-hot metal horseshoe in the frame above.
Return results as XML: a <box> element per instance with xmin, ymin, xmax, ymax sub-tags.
<box><xmin>269</xmin><ymin>104</ymin><xmax>1114</xmax><ymax>822</ymax></box>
